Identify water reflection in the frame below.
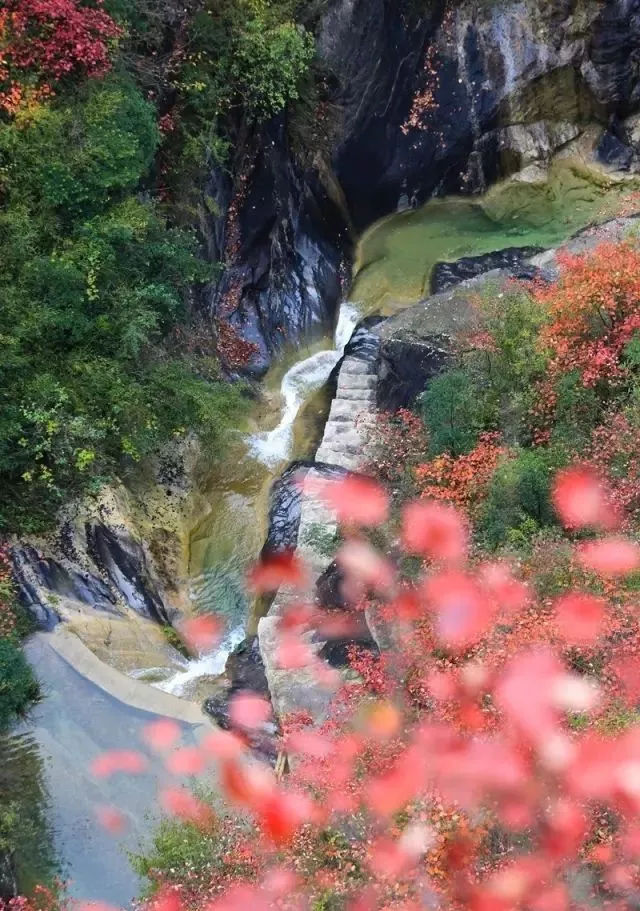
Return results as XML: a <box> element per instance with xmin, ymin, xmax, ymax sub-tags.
<box><xmin>0</xmin><ymin>727</ymin><xmax>60</xmax><ymax>897</ymax></box>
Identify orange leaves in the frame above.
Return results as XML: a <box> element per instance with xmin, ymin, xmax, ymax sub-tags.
<box><xmin>90</xmin><ymin>749</ymin><xmax>148</xmax><ymax>778</ymax></box>
<box><xmin>533</xmin><ymin>242</ymin><xmax>640</xmax><ymax>432</ymax></box>
<box><xmin>229</xmin><ymin>691</ymin><xmax>272</xmax><ymax>731</ymax></box>
<box><xmin>578</xmin><ymin>537</ymin><xmax>640</xmax><ymax>577</ymax></box>
<box><xmin>414</xmin><ymin>433</ymin><xmax>506</xmax><ymax>514</ymax></box>
<box><xmin>495</xmin><ymin>649</ymin><xmax>564</xmax><ymax>746</ymax></box>
<box><xmin>180</xmin><ymin>614</ymin><xmax>222</xmax><ymax>653</ymax></box>
<box><xmin>248</xmin><ymin>551</ymin><xmax>308</xmax><ymax>594</ymax></box>
<box><xmin>309</xmin><ymin>475</ymin><xmax>389</xmax><ymax>526</ymax></box>
<box><xmin>165</xmin><ymin>746</ymin><xmax>206</xmax><ymax>777</ymax></box>
<box><xmin>160</xmin><ymin>788</ymin><xmax>214</xmax><ymax>826</ymax></box>
<box><xmin>142</xmin><ymin>719</ymin><xmax>181</xmax><ymax>753</ymax></box>
<box><xmin>422</xmin><ymin>571</ymin><xmax>493</xmax><ymax>650</ymax></box>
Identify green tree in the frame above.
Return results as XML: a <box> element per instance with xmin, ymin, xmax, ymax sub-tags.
<box><xmin>478</xmin><ymin>446</ymin><xmax>567</xmax><ymax>549</ymax></box>
<box><xmin>0</xmin><ymin>639</ymin><xmax>39</xmax><ymax>730</ymax></box>
<box><xmin>421</xmin><ymin>369</ymin><xmax>488</xmax><ymax>457</ymax></box>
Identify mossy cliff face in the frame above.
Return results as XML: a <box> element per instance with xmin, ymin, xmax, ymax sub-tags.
<box><xmin>10</xmin><ymin>440</ymin><xmax>210</xmax><ymax>675</ymax></box>
<box><xmin>216</xmin><ymin>0</ymin><xmax>640</xmax><ymax>375</ymax></box>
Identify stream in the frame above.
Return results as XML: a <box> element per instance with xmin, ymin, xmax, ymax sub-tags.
<box><xmin>4</xmin><ymin>160</ymin><xmax>636</xmax><ymax>906</ymax></box>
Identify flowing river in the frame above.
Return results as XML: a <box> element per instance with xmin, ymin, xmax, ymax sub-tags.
<box><xmin>4</xmin><ymin>160</ymin><xmax>637</xmax><ymax>905</ymax></box>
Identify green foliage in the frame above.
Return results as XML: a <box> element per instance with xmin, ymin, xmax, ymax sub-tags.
<box><xmin>0</xmin><ymin>74</ymin><xmax>247</xmax><ymax>533</ymax></box>
<box><xmin>0</xmin><ymin>639</ymin><xmax>39</xmax><ymax>730</ymax></box>
<box><xmin>420</xmin><ymin>369</ymin><xmax>487</xmax><ymax>457</ymax></box>
<box><xmin>549</xmin><ymin>369</ymin><xmax>601</xmax><ymax>452</ymax></box>
<box><xmin>478</xmin><ymin>446</ymin><xmax>567</xmax><ymax>549</ymax></box>
<box><xmin>232</xmin><ymin>16</ymin><xmax>314</xmax><ymax>119</ymax></box>
<box><xmin>0</xmin><ymin>76</ymin><xmax>159</xmax><ymax>216</ymax></box>
<box><xmin>301</xmin><ymin>522</ymin><xmax>342</xmax><ymax>559</ymax></box>
<box><xmin>131</xmin><ymin>795</ymin><xmax>255</xmax><ymax>898</ymax></box>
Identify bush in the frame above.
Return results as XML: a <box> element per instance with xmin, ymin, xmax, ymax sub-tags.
<box><xmin>0</xmin><ymin>76</ymin><xmax>159</xmax><ymax>215</ymax></box>
<box><xmin>0</xmin><ymin>639</ymin><xmax>39</xmax><ymax>730</ymax></box>
<box><xmin>420</xmin><ymin>368</ymin><xmax>488</xmax><ymax>457</ymax></box>
<box><xmin>478</xmin><ymin>446</ymin><xmax>567</xmax><ymax>548</ymax></box>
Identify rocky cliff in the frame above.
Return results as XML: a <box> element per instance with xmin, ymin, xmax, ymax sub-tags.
<box><xmin>212</xmin><ymin>0</ymin><xmax>640</xmax><ymax>374</ymax></box>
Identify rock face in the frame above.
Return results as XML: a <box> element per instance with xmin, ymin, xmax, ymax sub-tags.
<box><xmin>376</xmin><ymin>273</ymin><xmax>490</xmax><ymax>411</ymax></box>
<box><xmin>257</xmin><ymin>331</ymin><xmax>380</xmax><ymax>723</ymax></box>
<box><xmin>262</xmin><ymin>460</ymin><xmax>346</xmax><ymax>558</ymax></box>
<box><xmin>431</xmin><ymin>246</ymin><xmax>544</xmax><ymax>293</ymax></box>
<box><xmin>219</xmin><ymin>0</ymin><xmax>640</xmax><ymax>372</ymax></box>
<box><xmin>377</xmin><ymin>213</ymin><xmax>640</xmax><ymax>412</ymax></box>
<box><xmin>10</xmin><ymin>442</ymin><xmax>205</xmax><ymax>674</ymax></box>
<box><xmin>208</xmin><ymin>119</ymin><xmax>348</xmax><ymax>378</ymax></box>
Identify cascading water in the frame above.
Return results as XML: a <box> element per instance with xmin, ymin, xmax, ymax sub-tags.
<box><xmin>157</xmin><ymin>301</ymin><xmax>360</xmax><ymax>697</ymax></box>
<box><xmin>249</xmin><ymin>302</ymin><xmax>360</xmax><ymax>466</ymax></box>
<box><xmin>156</xmin><ymin>623</ymin><xmax>246</xmax><ymax>696</ymax></box>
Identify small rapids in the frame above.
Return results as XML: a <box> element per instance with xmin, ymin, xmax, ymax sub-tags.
<box><xmin>156</xmin><ymin>302</ymin><xmax>360</xmax><ymax>697</ymax></box>
<box><xmin>248</xmin><ymin>302</ymin><xmax>360</xmax><ymax>466</ymax></box>
<box><xmin>157</xmin><ymin>623</ymin><xmax>246</xmax><ymax>696</ymax></box>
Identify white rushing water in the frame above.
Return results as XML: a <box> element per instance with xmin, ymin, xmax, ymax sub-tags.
<box><xmin>156</xmin><ymin>623</ymin><xmax>246</xmax><ymax>696</ymax></box>
<box><xmin>156</xmin><ymin>303</ymin><xmax>359</xmax><ymax>698</ymax></box>
<box><xmin>248</xmin><ymin>302</ymin><xmax>360</xmax><ymax>466</ymax></box>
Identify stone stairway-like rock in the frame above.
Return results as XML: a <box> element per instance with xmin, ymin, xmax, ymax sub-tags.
<box><xmin>257</xmin><ymin>326</ymin><xmax>380</xmax><ymax>724</ymax></box>
<box><xmin>315</xmin><ymin>350</ymin><xmax>378</xmax><ymax>472</ymax></box>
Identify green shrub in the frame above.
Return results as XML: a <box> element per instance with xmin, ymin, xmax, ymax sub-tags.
<box><xmin>478</xmin><ymin>446</ymin><xmax>567</xmax><ymax>549</ymax></box>
<box><xmin>0</xmin><ymin>76</ymin><xmax>158</xmax><ymax>216</ymax></box>
<box><xmin>0</xmin><ymin>639</ymin><xmax>39</xmax><ymax>730</ymax></box>
<box><xmin>131</xmin><ymin>796</ymin><xmax>255</xmax><ymax>898</ymax></box>
<box><xmin>420</xmin><ymin>368</ymin><xmax>489</xmax><ymax>457</ymax></box>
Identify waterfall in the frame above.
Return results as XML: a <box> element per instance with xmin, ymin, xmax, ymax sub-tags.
<box><xmin>248</xmin><ymin>302</ymin><xmax>360</xmax><ymax>466</ymax></box>
<box><xmin>156</xmin><ymin>624</ymin><xmax>246</xmax><ymax>697</ymax></box>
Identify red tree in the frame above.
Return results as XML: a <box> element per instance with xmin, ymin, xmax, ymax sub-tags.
<box><xmin>0</xmin><ymin>0</ymin><xmax>121</xmax><ymax>112</ymax></box>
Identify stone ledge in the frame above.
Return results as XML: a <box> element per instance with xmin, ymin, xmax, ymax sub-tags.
<box><xmin>44</xmin><ymin>629</ymin><xmax>211</xmax><ymax>727</ymax></box>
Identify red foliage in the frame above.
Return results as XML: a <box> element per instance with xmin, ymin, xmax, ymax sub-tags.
<box><xmin>365</xmin><ymin>408</ymin><xmax>428</xmax><ymax>489</ymax></box>
<box><xmin>414</xmin><ymin>432</ymin><xmax>506</xmax><ymax>514</ymax></box>
<box><xmin>215</xmin><ymin>320</ymin><xmax>259</xmax><ymax>371</ymax></box>
<box><xmin>17</xmin><ymin>467</ymin><xmax>640</xmax><ymax>911</ymax></box>
<box><xmin>587</xmin><ymin>410</ymin><xmax>640</xmax><ymax>521</ymax></box>
<box><xmin>0</xmin><ymin>0</ymin><xmax>121</xmax><ymax>112</ymax></box>
<box><xmin>531</xmin><ymin>243</ymin><xmax>640</xmax><ymax>436</ymax></box>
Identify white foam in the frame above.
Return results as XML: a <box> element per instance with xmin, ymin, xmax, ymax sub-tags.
<box><xmin>248</xmin><ymin>302</ymin><xmax>359</xmax><ymax>466</ymax></box>
<box><xmin>155</xmin><ymin>624</ymin><xmax>246</xmax><ymax>696</ymax></box>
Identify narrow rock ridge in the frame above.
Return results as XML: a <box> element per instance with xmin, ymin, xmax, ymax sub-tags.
<box><xmin>258</xmin><ymin>331</ymin><xmax>380</xmax><ymax>724</ymax></box>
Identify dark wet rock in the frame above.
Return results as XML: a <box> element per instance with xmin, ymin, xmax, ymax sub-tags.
<box><xmin>226</xmin><ymin>635</ymin><xmax>270</xmax><ymax>698</ymax></box>
<box><xmin>0</xmin><ymin>850</ymin><xmax>17</xmax><ymax>901</ymax></box>
<box><xmin>316</xmin><ymin>560</ymin><xmax>347</xmax><ymax>611</ymax></box>
<box><xmin>431</xmin><ymin>246</ymin><xmax>544</xmax><ymax>293</ymax></box>
<box><xmin>262</xmin><ymin>460</ymin><xmax>347</xmax><ymax>559</ymax></box>
<box><xmin>319</xmin><ymin>634</ymin><xmax>378</xmax><ymax>669</ymax></box>
<box><xmin>11</xmin><ymin>545</ymin><xmax>116</xmax><ymax>629</ymax></box>
<box><xmin>596</xmin><ymin>130</ymin><xmax>635</xmax><ymax>171</ymax></box>
<box><xmin>375</xmin><ymin>269</ymin><xmax>508</xmax><ymax>411</ymax></box>
<box><xmin>222</xmin><ymin>0</ymin><xmax>640</xmax><ymax>368</ymax></box>
<box><xmin>376</xmin><ymin>333</ymin><xmax>454</xmax><ymax>413</ymax></box>
<box><xmin>203</xmin><ymin>636</ymin><xmax>277</xmax><ymax>760</ymax></box>
<box><xmin>86</xmin><ymin>524</ymin><xmax>170</xmax><ymax>625</ymax></box>
<box><xmin>209</xmin><ymin>118</ymin><xmax>348</xmax><ymax>378</ymax></box>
